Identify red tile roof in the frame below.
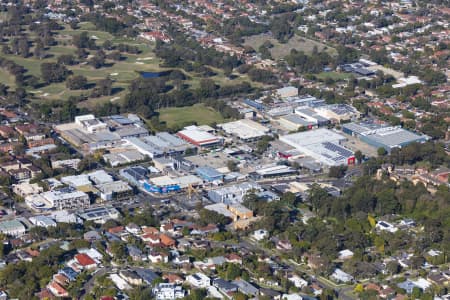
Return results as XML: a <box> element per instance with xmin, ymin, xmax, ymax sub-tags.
<box><xmin>108</xmin><ymin>226</ymin><xmax>125</xmax><ymax>234</ymax></box>
<box><xmin>48</xmin><ymin>281</ymin><xmax>68</xmax><ymax>297</ymax></box>
<box><xmin>75</xmin><ymin>253</ymin><xmax>96</xmax><ymax>266</ymax></box>
<box><xmin>160</xmin><ymin>234</ymin><xmax>176</xmax><ymax>247</ymax></box>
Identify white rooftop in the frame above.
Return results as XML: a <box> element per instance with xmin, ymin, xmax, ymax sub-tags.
<box><xmin>219</xmin><ymin>119</ymin><xmax>269</xmax><ymax>140</ymax></box>
<box><xmin>281</xmin><ymin>128</ymin><xmax>345</xmax><ymax>147</ymax></box>
<box><xmin>88</xmin><ymin>170</ymin><xmax>114</xmax><ymax>185</ymax></box>
<box><xmin>149</xmin><ymin>175</ymin><xmax>177</xmax><ymax>186</ymax></box>
<box><xmin>61</xmin><ymin>174</ymin><xmax>91</xmax><ymax>187</ymax></box>
<box><xmin>177</xmin><ymin>126</ymin><xmax>219</xmax><ymax>144</ymax></box>
<box><xmin>280</xmin><ymin>129</ymin><xmax>353</xmax><ymax>166</ymax></box>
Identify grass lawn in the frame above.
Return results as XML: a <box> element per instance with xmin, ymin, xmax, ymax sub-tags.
<box><xmin>57</xmin><ymin>28</ymin><xmax>115</xmax><ymax>45</ymax></box>
<box><xmin>244</xmin><ymin>33</ymin><xmax>337</xmax><ymax>60</ymax></box>
<box><xmin>0</xmin><ymin>69</ymin><xmax>16</xmax><ymax>89</ymax></box>
<box><xmin>315</xmin><ymin>71</ymin><xmax>352</xmax><ymax>81</ymax></box>
<box><xmin>158</xmin><ymin>103</ymin><xmax>225</xmax><ymax>129</ymax></box>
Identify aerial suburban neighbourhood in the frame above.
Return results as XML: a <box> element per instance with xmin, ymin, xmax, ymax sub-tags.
<box><xmin>0</xmin><ymin>0</ymin><xmax>447</xmax><ymax>299</ymax></box>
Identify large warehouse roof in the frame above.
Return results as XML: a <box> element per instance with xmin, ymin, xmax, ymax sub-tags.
<box><xmin>361</xmin><ymin>126</ymin><xmax>430</xmax><ymax>149</ymax></box>
<box><xmin>343</xmin><ymin>122</ymin><xmax>430</xmax><ymax>151</ymax></box>
<box><xmin>280</xmin><ymin>129</ymin><xmax>354</xmax><ymax>166</ymax></box>
<box><xmin>219</xmin><ymin>119</ymin><xmax>269</xmax><ymax>140</ymax></box>
<box><xmin>177</xmin><ymin>126</ymin><xmax>221</xmax><ymax>147</ymax></box>
<box><xmin>281</xmin><ymin>128</ymin><xmax>345</xmax><ymax>147</ymax></box>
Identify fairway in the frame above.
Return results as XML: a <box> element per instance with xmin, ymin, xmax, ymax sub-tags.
<box><xmin>0</xmin><ymin>68</ymin><xmax>16</xmax><ymax>89</ymax></box>
<box><xmin>244</xmin><ymin>33</ymin><xmax>337</xmax><ymax>60</ymax></box>
<box><xmin>158</xmin><ymin>103</ymin><xmax>225</xmax><ymax>129</ymax></box>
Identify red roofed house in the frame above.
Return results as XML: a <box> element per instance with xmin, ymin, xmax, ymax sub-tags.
<box><xmin>0</xmin><ymin>125</ymin><xmax>16</xmax><ymax>138</ymax></box>
<box><xmin>28</xmin><ymin>138</ymin><xmax>54</xmax><ymax>148</ymax></box>
<box><xmin>225</xmin><ymin>253</ymin><xmax>242</xmax><ymax>264</ymax></box>
<box><xmin>36</xmin><ymin>288</ymin><xmax>56</xmax><ymax>300</ymax></box>
<box><xmin>108</xmin><ymin>226</ymin><xmax>125</xmax><ymax>235</ymax></box>
<box><xmin>142</xmin><ymin>226</ymin><xmax>159</xmax><ymax>234</ymax></box>
<box><xmin>15</xmin><ymin>124</ymin><xmax>38</xmax><ymax>135</ymax></box>
<box><xmin>160</xmin><ymin>234</ymin><xmax>176</xmax><ymax>248</ymax></box>
<box><xmin>163</xmin><ymin>273</ymin><xmax>184</xmax><ymax>284</ymax></box>
<box><xmin>53</xmin><ymin>273</ymin><xmax>69</xmax><ymax>287</ymax></box>
<box><xmin>140</xmin><ymin>31</ymin><xmax>171</xmax><ymax>43</ymax></box>
<box><xmin>142</xmin><ymin>233</ymin><xmax>160</xmax><ymax>245</ymax></box>
<box><xmin>74</xmin><ymin>253</ymin><xmax>97</xmax><ymax>270</ymax></box>
<box><xmin>47</xmin><ymin>281</ymin><xmax>69</xmax><ymax>298</ymax></box>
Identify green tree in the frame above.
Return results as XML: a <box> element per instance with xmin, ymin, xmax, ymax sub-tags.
<box><xmin>227</xmin><ymin>160</ymin><xmax>239</xmax><ymax>172</ymax></box>
<box><xmin>109</xmin><ymin>241</ymin><xmax>127</xmax><ymax>260</ymax></box>
<box><xmin>225</xmin><ymin>263</ymin><xmax>242</xmax><ymax>280</ymax></box>
<box><xmin>41</xmin><ymin>63</ymin><xmax>70</xmax><ymax>83</ymax></box>
<box><xmin>57</xmin><ymin>54</ymin><xmax>76</xmax><ymax>66</ymax></box>
<box><xmin>377</xmin><ymin>147</ymin><xmax>387</xmax><ymax>157</ymax></box>
<box><xmin>66</xmin><ymin>75</ymin><xmax>88</xmax><ymax>90</ymax></box>
<box><xmin>354</xmin><ymin>150</ymin><xmax>363</xmax><ymax>164</ymax></box>
<box><xmin>328</xmin><ymin>165</ymin><xmax>348</xmax><ymax>178</ymax></box>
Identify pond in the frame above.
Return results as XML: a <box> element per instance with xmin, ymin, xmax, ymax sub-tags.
<box><xmin>141</xmin><ymin>70</ymin><xmax>171</xmax><ymax>78</ymax></box>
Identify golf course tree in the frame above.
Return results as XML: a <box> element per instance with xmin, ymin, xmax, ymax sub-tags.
<box><xmin>41</xmin><ymin>62</ymin><xmax>71</xmax><ymax>84</ymax></box>
<box><xmin>66</xmin><ymin>75</ymin><xmax>88</xmax><ymax>90</ymax></box>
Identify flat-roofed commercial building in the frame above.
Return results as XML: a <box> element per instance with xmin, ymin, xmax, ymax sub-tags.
<box><xmin>42</xmin><ymin>187</ymin><xmax>90</xmax><ymax>210</ymax></box>
<box><xmin>315</xmin><ymin>104</ymin><xmax>361</xmax><ymax>123</ymax></box>
<box><xmin>278</xmin><ymin>114</ymin><xmax>316</xmax><ymax>131</ymax></box>
<box><xmin>176</xmin><ymin>126</ymin><xmax>222</xmax><ymax>148</ymax></box>
<box><xmin>78</xmin><ymin>206</ymin><xmax>120</xmax><ymax>224</ymax></box>
<box><xmin>0</xmin><ymin>219</ymin><xmax>26</xmax><ymax>237</ymax></box>
<box><xmin>218</xmin><ymin>119</ymin><xmax>270</xmax><ymax>141</ymax></box>
<box><xmin>97</xmin><ymin>180</ymin><xmax>133</xmax><ymax>201</ymax></box>
<box><xmin>294</xmin><ymin>106</ymin><xmax>330</xmax><ymax>126</ymax></box>
<box><xmin>280</xmin><ymin>129</ymin><xmax>355</xmax><ymax>166</ymax></box>
<box><xmin>342</xmin><ymin>122</ymin><xmax>430</xmax><ymax>152</ymax></box>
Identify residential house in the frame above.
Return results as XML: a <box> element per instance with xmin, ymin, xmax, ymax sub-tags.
<box><xmin>152</xmin><ymin>283</ymin><xmax>185</xmax><ymax>300</ymax></box>
<box><xmin>160</xmin><ymin>234</ymin><xmax>176</xmax><ymax>248</ymax></box>
<box><xmin>213</xmin><ymin>278</ymin><xmax>238</xmax><ymax>295</ymax></box>
<box><xmin>190</xmin><ymin>224</ymin><xmax>219</xmax><ymax>235</ymax></box>
<box><xmin>276</xmin><ymin>240</ymin><xmax>293</xmax><ymax>250</ymax></box>
<box><xmin>186</xmin><ymin>273</ymin><xmax>211</xmax><ymax>288</ymax></box>
<box><xmin>126</xmin><ymin>223</ymin><xmax>141</xmax><ymax>235</ymax></box>
<box><xmin>260</xmin><ymin>288</ymin><xmax>282</xmax><ymax>300</ymax></box>
<box><xmin>142</xmin><ymin>233</ymin><xmax>160</xmax><ymax>245</ymax></box>
<box><xmin>74</xmin><ymin>253</ymin><xmax>97</xmax><ymax>270</ymax></box>
<box><xmin>148</xmin><ymin>251</ymin><xmax>169</xmax><ymax>264</ymax></box>
<box><xmin>225</xmin><ymin>253</ymin><xmax>242</xmax><ymax>264</ymax></box>
<box><xmin>52</xmin><ymin>273</ymin><xmax>69</xmax><ymax>287</ymax></box>
<box><xmin>379</xmin><ymin>287</ymin><xmax>395</xmax><ymax>299</ymax></box>
<box><xmin>232</xmin><ymin>279</ymin><xmax>259</xmax><ymax>297</ymax></box>
<box><xmin>163</xmin><ymin>273</ymin><xmax>184</xmax><ymax>285</ymax></box>
<box><xmin>127</xmin><ymin>245</ymin><xmax>145</xmax><ymax>262</ymax></box>
<box><xmin>173</xmin><ymin>255</ymin><xmax>190</xmax><ymax>265</ymax></box>
<box><xmin>59</xmin><ymin>267</ymin><xmax>78</xmax><ymax>282</ymax></box>
<box><xmin>206</xmin><ymin>256</ymin><xmax>226</xmax><ymax>267</ymax></box>
<box><xmin>288</xmin><ymin>274</ymin><xmax>308</xmax><ymax>289</ymax></box>
<box><xmin>134</xmin><ymin>268</ymin><xmax>159</xmax><ymax>285</ymax></box>
<box><xmin>108</xmin><ymin>226</ymin><xmax>126</xmax><ymax>235</ymax></box>
<box><xmin>331</xmin><ymin>269</ymin><xmax>354</xmax><ymax>283</ymax></box>
<box><xmin>427</xmin><ymin>274</ymin><xmax>450</xmax><ymax>286</ymax></box>
<box><xmin>47</xmin><ymin>281</ymin><xmax>69</xmax><ymax>298</ymax></box>
<box><xmin>120</xmin><ymin>270</ymin><xmax>143</xmax><ymax>285</ymax></box>
<box><xmin>253</xmin><ymin>229</ymin><xmax>269</xmax><ymax>241</ymax></box>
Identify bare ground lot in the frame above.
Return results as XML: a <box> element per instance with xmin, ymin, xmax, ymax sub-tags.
<box><xmin>244</xmin><ymin>33</ymin><xmax>337</xmax><ymax>60</ymax></box>
<box><xmin>341</xmin><ymin>135</ymin><xmax>378</xmax><ymax>157</ymax></box>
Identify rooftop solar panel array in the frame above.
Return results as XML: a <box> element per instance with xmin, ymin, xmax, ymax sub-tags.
<box><xmin>322</xmin><ymin>142</ymin><xmax>354</xmax><ymax>162</ymax></box>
